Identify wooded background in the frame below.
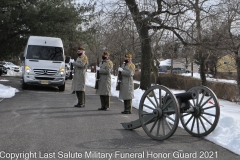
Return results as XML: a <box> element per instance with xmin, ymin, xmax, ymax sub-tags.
<box><xmin>1</xmin><ymin>0</ymin><xmax>240</xmax><ymax>94</ymax></box>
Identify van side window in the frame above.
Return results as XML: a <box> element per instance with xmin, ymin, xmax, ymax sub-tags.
<box><xmin>27</xmin><ymin>45</ymin><xmax>64</xmax><ymax>61</ymax></box>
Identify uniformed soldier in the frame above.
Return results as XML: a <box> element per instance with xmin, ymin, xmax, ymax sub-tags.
<box><xmin>71</xmin><ymin>47</ymin><xmax>88</xmax><ymax>108</ymax></box>
<box><xmin>118</xmin><ymin>54</ymin><xmax>135</xmax><ymax>114</ymax></box>
<box><xmin>96</xmin><ymin>52</ymin><xmax>113</xmax><ymax>111</ymax></box>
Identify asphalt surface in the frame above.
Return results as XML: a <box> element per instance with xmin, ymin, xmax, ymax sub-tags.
<box><xmin>0</xmin><ymin>76</ymin><xmax>239</xmax><ymax>160</ymax></box>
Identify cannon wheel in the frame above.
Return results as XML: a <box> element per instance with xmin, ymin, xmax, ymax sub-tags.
<box><xmin>139</xmin><ymin>85</ymin><xmax>180</xmax><ymax>140</ymax></box>
<box><xmin>180</xmin><ymin>85</ymin><xmax>220</xmax><ymax>137</ymax></box>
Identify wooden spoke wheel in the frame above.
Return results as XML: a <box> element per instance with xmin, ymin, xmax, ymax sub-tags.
<box><xmin>139</xmin><ymin>85</ymin><xmax>180</xmax><ymax>140</ymax></box>
<box><xmin>180</xmin><ymin>86</ymin><xmax>220</xmax><ymax>137</ymax></box>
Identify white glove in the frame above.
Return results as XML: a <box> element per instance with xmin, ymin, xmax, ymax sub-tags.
<box><xmin>70</xmin><ymin>59</ymin><xmax>75</xmax><ymax>63</ymax></box>
<box><xmin>96</xmin><ymin>66</ymin><xmax>100</xmax><ymax>71</ymax></box>
<box><xmin>118</xmin><ymin>67</ymin><xmax>123</xmax><ymax>72</ymax></box>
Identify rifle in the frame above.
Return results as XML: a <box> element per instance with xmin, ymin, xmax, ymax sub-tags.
<box><xmin>116</xmin><ymin>58</ymin><xmax>123</xmax><ymax>90</ymax></box>
<box><xmin>94</xmin><ymin>70</ymin><xmax>100</xmax><ymax>89</ymax></box>
<box><xmin>94</xmin><ymin>57</ymin><xmax>100</xmax><ymax>89</ymax></box>
<box><xmin>69</xmin><ymin>60</ymin><xmax>73</xmax><ymax>80</ymax></box>
<box><xmin>116</xmin><ymin>70</ymin><xmax>122</xmax><ymax>90</ymax></box>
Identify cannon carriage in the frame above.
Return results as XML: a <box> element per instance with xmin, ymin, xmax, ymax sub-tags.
<box><xmin>121</xmin><ymin>85</ymin><xmax>220</xmax><ymax>140</ymax></box>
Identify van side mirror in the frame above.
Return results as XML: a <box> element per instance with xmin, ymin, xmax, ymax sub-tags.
<box><xmin>20</xmin><ymin>52</ymin><xmax>25</xmax><ymax>61</ymax></box>
<box><xmin>65</xmin><ymin>56</ymin><xmax>70</xmax><ymax>63</ymax></box>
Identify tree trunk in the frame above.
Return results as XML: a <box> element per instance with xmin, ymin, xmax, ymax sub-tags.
<box><xmin>139</xmin><ymin>26</ymin><xmax>152</xmax><ymax>89</ymax></box>
<box><xmin>195</xmin><ymin>0</ymin><xmax>207</xmax><ymax>85</ymax></box>
<box><xmin>125</xmin><ymin>0</ymin><xmax>152</xmax><ymax>90</ymax></box>
<box><xmin>199</xmin><ymin>54</ymin><xmax>207</xmax><ymax>85</ymax></box>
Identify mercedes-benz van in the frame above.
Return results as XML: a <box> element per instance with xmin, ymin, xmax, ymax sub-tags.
<box><xmin>20</xmin><ymin>36</ymin><xmax>66</xmax><ymax>91</ymax></box>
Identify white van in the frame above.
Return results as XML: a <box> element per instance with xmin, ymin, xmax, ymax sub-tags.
<box><xmin>20</xmin><ymin>36</ymin><xmax>66</xmax><ymax>91</ymax></box>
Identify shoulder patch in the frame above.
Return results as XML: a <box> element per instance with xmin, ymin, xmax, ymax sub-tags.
<box><xmin>81</xmin><ymin>56</ymin><xmax>88</xmax><ymax>63</ymax></box>
<box><xmin>108</xmin><ymin>61</ymin><xmax>113</xmax><ymax>68</ymax></box>
<box><xmin>129</xmin><ymin>63</ymin><xmax>135</xmax><ymax>70</ymax></box>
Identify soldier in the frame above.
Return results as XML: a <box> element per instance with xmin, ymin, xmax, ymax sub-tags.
<box><xmin>71</xmin><ymin>47</ymin><xmax>88</xmax><ymax>108</ymax></box>
<box><xmin>118</xmin><ymin>54</ymin><xmax>135</xmax><ymax>114</ymax></box>
<box><xmin>96</xmin><ymin>52</ymin><xmax>113</xmax><ymax>111</ymax></box>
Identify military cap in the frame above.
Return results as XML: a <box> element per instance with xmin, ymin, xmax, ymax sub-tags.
<box><xmin>78</xmin><ymin>46</ymin><xmax>85</xmax><ymax>50</ymax></box>
<box><xmin>103</xmin><ymin>51</ymin><xmax>110</xmax><ymax>56</ymax></box>
<box><xmin>125</xmin><ymin>54</ymin><xmax>132</xmax><ymax>58</ymax></box>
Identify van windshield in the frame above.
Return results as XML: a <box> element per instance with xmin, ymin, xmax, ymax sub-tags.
<box><xmin>26</xmin><ymin>45</ymin><xmax>64</xmax><ymax>61</ymax></box>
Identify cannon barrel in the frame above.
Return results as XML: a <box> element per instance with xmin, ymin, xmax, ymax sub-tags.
<box><xmin>175</xmin><ymin>92</ymin><xmax>196</xmax><ymax>102</ymax></box>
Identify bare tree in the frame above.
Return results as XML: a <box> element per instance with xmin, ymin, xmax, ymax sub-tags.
<box><xmin>218</xmin><ymin>0</ymin><xmax>240</xmax><ymax>94</ymax></box>
<box><xmin>124</xmin><ymin>0</ymin><xmax>191</xmax><ymax>89</ymax></box>
<box><xmin>180</xmin><ymin>45</ymin><xmax>195</xmax><ymax>70</ymax></box>
<box><xmin>86</xmin><ymin>0</ymin><xmax>239</xmax><ymax>90</ymax></box>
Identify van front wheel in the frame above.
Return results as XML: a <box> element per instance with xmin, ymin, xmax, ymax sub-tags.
<box><xmin>58</xmin><ymin>83</ymin><xmax>65</xmax><ymax>91</ymax></box>
<box><xmin>22</xmin><ymin>80</ymin><xmax>28</xmax><ymax>90</ymax></box>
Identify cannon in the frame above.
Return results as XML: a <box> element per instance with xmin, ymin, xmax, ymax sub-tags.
<box><xmin>121</xmin><ymin>85</ymin><xmax>220</xmax><ymax>140</ymax></box>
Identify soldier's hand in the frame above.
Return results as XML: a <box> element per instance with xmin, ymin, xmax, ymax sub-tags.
<box><xmin>96</xmin><ymin>66</ymin><xmax>100</xmax><ymax>71</ymax></box>
<box><xmin>118</xmin><ymin>67</ymin><xmax>123</xmax><ymax>72</ymax></box>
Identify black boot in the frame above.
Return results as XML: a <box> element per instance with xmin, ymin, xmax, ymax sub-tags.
<box><xmin>74</xmin><ymin>91</ymin><xmax>80</xmax><ymax>107</ymax></box>
<box><xmin>121</xmin><ymin>111</ymin><xmax>131</xmax><ymax>114</ymax></box>
<box><xmin>104</xmin><ymin>95</ymin><xmax>110</xmax><ymax>111</ymax></box>
<box><xmin>121</xmin><ymin>100</ymin><xmax>131</xmax><ymax>114</ymax></box>
<box><xmin>98</xmin><ymin>95</ymin><xmax>109</xmax><ymax>111</ymax></box>
<box><xmin>98</xmin><ymin>95</ymin><xmax>105</xmax><ymax>110</ymax></box>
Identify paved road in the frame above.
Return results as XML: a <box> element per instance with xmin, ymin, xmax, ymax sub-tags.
<box><xmin>0</xmin><ymin>76</ymin><xmax>239</xmax><ymax>160</ymax></box>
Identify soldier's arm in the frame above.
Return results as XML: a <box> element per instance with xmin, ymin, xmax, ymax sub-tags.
<box><xmin>73</xmin><ymin>56</ymin><xmax>88</xmax><ymax>68</ymax></box>
<box><xmin>99</xmin><ymin>61</ymin><xmax>113</xmax><ymax>74</ymax></box>
<box><xmin>122</xmin><ymin>64</ymin><xmax>135</xmax><ymax>76</ymax></box>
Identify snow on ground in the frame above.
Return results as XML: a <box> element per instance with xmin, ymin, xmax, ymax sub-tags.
<box><xmin>0</xmin><ymin>69</ymin><xmax>20</xmax><ymax>98</ymax></box>
<box><xmin>182</xmin><ymin>72</ymin><xmax>237</xmax><ymax>84</ymax></box>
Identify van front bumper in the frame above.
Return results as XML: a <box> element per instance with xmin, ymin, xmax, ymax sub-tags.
<box><xmin>23</xmin><ymin>75</ymin><xmax>65</xmax><ymax>86</ymax></box>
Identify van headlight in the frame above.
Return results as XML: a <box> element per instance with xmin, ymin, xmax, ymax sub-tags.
<box><xmin>25</xmin><ymin>65</ymin><xmax>31</xmax><ymax>73</ymax></box>
<box><xmin>60</xmin><ymin>68</ymin><xmax>65</xmax><ymax>75</ymax></box>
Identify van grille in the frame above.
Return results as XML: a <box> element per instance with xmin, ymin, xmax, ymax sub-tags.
<box><xmin>33</xmin><ymin>69</ymin><xmax>57</xmax><ymax>75</ymax></box>
<box><xmin>35</xmin><ymin>77</ymin><xmax>55</xmax><ymax>80</ymax></box>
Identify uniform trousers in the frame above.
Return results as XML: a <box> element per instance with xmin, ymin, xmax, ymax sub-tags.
<box><xmin>76</xmin><ymin>91</ymin><xmax>85</xmax><ymax>105</ymax></box>
<box><xmin>100</xmin><ymin>95</ymin><xmax>110</xmax><ymax>109</ymax></box>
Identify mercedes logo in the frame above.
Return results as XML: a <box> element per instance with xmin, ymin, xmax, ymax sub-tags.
<box><xmin>44</xmin><ymin>70</ymin><xmax>47</xmax><ymax>74</ymax></box>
